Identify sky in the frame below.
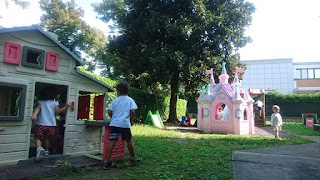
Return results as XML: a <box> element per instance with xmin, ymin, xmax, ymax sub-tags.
<box><xmin>1</xmin><ymin>0</ymin><xmax>320</xmax><ymax>62</ymax></box>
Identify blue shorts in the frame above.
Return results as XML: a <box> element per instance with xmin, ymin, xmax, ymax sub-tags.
<box><xmin>109</xmin><ymin>126</ymin><xmax>132</xmax><ymax>141</ymax></box>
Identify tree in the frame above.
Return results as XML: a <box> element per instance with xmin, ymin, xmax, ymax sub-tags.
<box><xmin>3</xmin><ymin>0</ymin><xmax>29</xmax><ymax>9</ymax></box>
<box><xmin>39</xmin><ymin>0</ymin><xmax>108</xmax><ymax>72</ymax></box>
<box><xmin>94</xmin><ymin>0</ymin><xmax>255</xmax><ymax>122</ymax></box>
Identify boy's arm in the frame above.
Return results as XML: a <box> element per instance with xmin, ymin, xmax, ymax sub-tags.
<box><xmin>130</xmin><ymin>109</ymin><xmax>135</xmax><ymax>126</ymax></box>
<box><xmin>55</xmin><ymin>102</ymin><xmax>70</xmax><ymax>114</ymax></box>
<box><xmin>108</xmin><ymin>109</ymin><xmax>113</xmax><ymax>118</ymax></box>
<box><xmin>31</xmin><ymin>104</ymin><xmax>41</xmax><ymax>121</ymax></box>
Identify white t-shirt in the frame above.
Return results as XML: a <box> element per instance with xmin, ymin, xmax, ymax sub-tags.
<box><xmin>271</xmin><ymin>113</ymin><xmax>282</xmax><ymax>127</ymax></box>
<box><xmin>255</xmin><ymin>100</ymin><xmax>263</xmax><ymax>108</ymax></box>
<box><xmin>35</xmin><ymin>100</ymin><xmax>59</xmax><ymax>126</ymax></box>
<box><xmin>109</xmin><ymin>95</ymin><xmax>138</xmax><ymax>128</ymax></box>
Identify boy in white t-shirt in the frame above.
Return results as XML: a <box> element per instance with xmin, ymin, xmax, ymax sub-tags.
<box><xmin>31</xmin><ymin>86</ymin><xmax>70</xmax><ymax>162</ymax></box>
<box><xmin>103</xmin><ymin>82</ymin><xmax>141</xmax><ymax>170</ymax></box>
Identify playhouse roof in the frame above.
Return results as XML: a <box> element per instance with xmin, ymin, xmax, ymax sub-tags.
<box><xmin>0</xmin><ymin>25</ymin><xmax>115</xmax><ymax>92</ymax></box>
<box><xmin>211</xmin><ymin>83</ymin><xmax>234</xmax><ymax>101</ymax></box>
<box><xmin>0</xmin><ymin>24</ymin><xmax>83</xmax><ymax>66</ymax></box>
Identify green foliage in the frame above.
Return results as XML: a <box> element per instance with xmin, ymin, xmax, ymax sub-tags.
<box><xmin>130</xmin><ymin>89</ymin><xmax>187</xmax><ymax>122</ymax></box>
<box><xmin>283</xmin><ymin>122</ymin><xmax>320</xmax><ymax>136</ymax></box>
<box><xmin>39</xmin><ymin>0</ymin><xmax>108</xmax><ymax>72</ymax></box>
<box><xmin>266</xmin><ymin>92</ymin><xmax>320</xmax><ymax>104</ymax></box>
<box><xmin>163</xmin><ymin>97</ymin><xmax>187</xmax><ymax>120</ymax></box>
<box><xmin>94</xmin><ymin>0</ymin><xmax>255</xmax><ymax>121</ymax></box>
<box><xmin>77</xmin><ymin>66</ymin><xmax>118</xmax><ymax>88</ymax></box>
<box><xmin>3</xmin><ymin>0</ymin><xmax>29</xmax><ymax>9</ymax></box>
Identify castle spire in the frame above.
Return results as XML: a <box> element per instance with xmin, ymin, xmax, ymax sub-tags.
<box><xmin>219</xmin><ymin>61</ymin><xmax>229</xmax><ymax>84</ymax></box>
<box><xmin>205</xmin><ymin>68</ymin><xmax>216</xmax><ymax>94</ymax></box>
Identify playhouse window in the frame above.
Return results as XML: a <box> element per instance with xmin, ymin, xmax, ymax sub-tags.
<box><xmin>243</xmin><ymin>109</ymin><xmax>248</xmax><ymax>120</ymax></box>
<box><xmin>215</xmin><ymin>104</ymin><xmax>229</xmax><ymax>121</ymax></box>
<box><xmin>0</xmin><ymin>83</ymin><xmax>26</xmax><ymax>121</ymax></box>
<box><xmin>21</xmin><ymin>46</ymin><xmax>45</xmax><ymax>69</ymax></box>
<box><xmin>77</xmin><ymin>92</ymin><xmax>107</xmax><ymax>121</ymax></box>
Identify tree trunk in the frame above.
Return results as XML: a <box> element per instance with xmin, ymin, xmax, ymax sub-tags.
<box><xmin>167</xmin><ymin>69</ymin><xmax>180</xmax><ymax>123</ymax></box>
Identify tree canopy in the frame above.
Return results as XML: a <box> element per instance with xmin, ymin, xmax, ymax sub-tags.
<box><xmin>39</xmin><ymin>0</ymin><xmax>108</xmax><ymax>71</ymax></box>
<box><xmin>94</xmin><ymin>0</ymin><xmax>255</xmax><ymax>122</ymax></box>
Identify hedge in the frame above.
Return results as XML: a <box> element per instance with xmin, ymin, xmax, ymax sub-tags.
<box><xmin>265</xmin><ymin>92</ymin><xmax>320</xmax><ymax>117</ymax></box>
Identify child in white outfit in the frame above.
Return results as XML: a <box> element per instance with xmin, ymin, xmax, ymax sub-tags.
<box><xmin>271</xmin><ymin>105</ymin><xmax>283</xmax><ymax>139</ymax></box>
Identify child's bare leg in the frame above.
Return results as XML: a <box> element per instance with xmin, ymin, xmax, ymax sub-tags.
<box><xmin>126</xmin><ymin>139</ymin><xmax>135</xmax><ymax>157</ymax></box>
<box><xmin>35</xmin><ymin>136</ymin><xmax>42</xmax><ymax>148</ymax></box>
<box><xmin>106</xmin><ymin>141</ymin><xmax>117</xmax><ymax>162</ymax></box>
<box><xmin>44</xmin><ymin>136</ymin><xmax>50</xmax><ymax>151</ymax></box>
<box><xmin>275</xmin><ymin>129</ymin><xmax>279</xmax><ymax>138</ymax></box>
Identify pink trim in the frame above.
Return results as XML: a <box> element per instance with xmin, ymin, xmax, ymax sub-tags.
<box><xmin>3</xmin><ymin>41</ymin><xmax>21</xmax><ymax>65</ymax></box>
<box><xmin>45</xmin><ymin>52</ymin><xmax>59</xmax><ymax>71</ymax></box>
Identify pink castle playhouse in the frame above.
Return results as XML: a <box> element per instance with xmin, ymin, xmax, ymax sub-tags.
<box><xmin>196</xmin><ymin>62</ymin><xmax>255</xmax><ymax>135</ymax></box>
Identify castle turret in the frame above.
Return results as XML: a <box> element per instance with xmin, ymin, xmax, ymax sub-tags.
<box><xmin>205</xmin><ymin>68</ymin><xmax>216</xmax><ymax>94</ymax></box>
<box><xmin>218</xmin><ymin>62</ymin><xmax>229</xmax><ymax>84</ymax></box>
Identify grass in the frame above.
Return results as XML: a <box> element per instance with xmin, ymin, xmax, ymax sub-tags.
<box><xmin>282</xmin><ymin>122</ymin><xmax>320</xmax><ymax>136</ymax></box>
<box><xmin>37</xmin><ymin>122</ymin><xmax>317</xmax><ymax>180</ymax></box>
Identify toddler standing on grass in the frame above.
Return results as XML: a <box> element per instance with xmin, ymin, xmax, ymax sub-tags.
<box><xmin>271</xmin><ymin>105</ymin><xmax>283</xmax><ymax>139</ymax></box>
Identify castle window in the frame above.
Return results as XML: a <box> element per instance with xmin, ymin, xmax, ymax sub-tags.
<box><xmin>215</xmin><ymin>104</ymin><xmax>229</xmax><ymax>121</ymax></box>
<box><xmin>21</xmin><ymin>46</ymin><xmax>45</xmax><ymax>69</ymax></box>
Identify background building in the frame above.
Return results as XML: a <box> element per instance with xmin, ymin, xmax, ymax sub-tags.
<box><xmin>241</xmin><ymin>58</ymin><xmax>320</xmax><ymax>94</ymax></box>
<box><xmin>293</xmin><ymin>62</ymin><xmax>320</xmax><ymax>94</ymax></box>
<box><xmin>241</xmin><ymin>58</ymin><xmax>295</xmax><ymax>93</ymax></box>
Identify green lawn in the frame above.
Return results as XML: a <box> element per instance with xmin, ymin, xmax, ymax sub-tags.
<box><xmin>37</xmin><ymin>123</ymin><xmax>317</xmax><ymax>180</ymax></box>
<box><xmin>282</xmin><ymin>122</ymin><xmax>320</xmax><ymax>136</ymax></box>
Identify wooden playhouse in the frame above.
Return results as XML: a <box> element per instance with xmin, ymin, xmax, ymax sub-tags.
<box><xmin>0</xmin><ymin>25</ymin><xmax>119</xmax><ymax>166</ymax></box>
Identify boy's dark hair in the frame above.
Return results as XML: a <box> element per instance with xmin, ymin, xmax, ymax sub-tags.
<box><xmin>116</xmin><ymin>81</ymin><xmax>130</xmax><ymax>95</ymax></box>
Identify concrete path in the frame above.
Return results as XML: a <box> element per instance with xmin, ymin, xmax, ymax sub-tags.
<box><xmin>233</xmin><ymin>128</ymin><xmax>320</xmax><ymax>180</ymax></box>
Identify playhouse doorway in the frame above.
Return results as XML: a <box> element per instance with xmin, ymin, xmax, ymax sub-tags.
<box><xmin>29</xmin><ymin>82</ymin><xmax>68</xmax><ymax>157</ymax></box>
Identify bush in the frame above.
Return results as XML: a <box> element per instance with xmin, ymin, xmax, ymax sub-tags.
<box><xmin>130</xmin><ymin>89</ymin><xmax>187</xmax><ymax>122</ymax></box>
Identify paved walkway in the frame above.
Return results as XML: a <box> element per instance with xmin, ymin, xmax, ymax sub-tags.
<box><xmin>233</xmin><ymin>127</ymin><xmax>320</xmax><ymax>180</ymax></box>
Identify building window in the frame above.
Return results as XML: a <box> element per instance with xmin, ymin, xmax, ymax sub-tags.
<box><xmin>308</xmin><ymin>69</ymin><xmax>314</xmax><ymax>79</ymax></box>
<box><xmin>0</xmin><ymin>83</ymin><xmax>26</xmax><ymax>121</ymax></box>
<box><xmin>315</xmin><ymin>69</ymin><xmax>320</xmax><ymax>78</ymax></box>
<box><xmin>21</xmin><ymin>46</ymin><xmax>45</xmax><ymax>69</ymax></box>
<box><xmin>295</xmin><ymin>69</ymin><xmax>301</xmax><ymax>79</ymax></box>
<box><xmin>296</xmin><ymin>68</ymin><xmax>320</xmax><ymax>79</ymax></box>
<box><xmin>301</xmin><ymin>69</ymin><xmax>308</xmax><ymax>79</ymax></box>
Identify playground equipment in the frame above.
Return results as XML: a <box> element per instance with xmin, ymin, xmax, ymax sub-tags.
<box><xmin>302</xmin><ymin>113</ymin><xmax>318</xmax><ymax>127</ymax></box>
<box><xmin>197</xmin><ymin>64</ymin><xmax>255</xmax><ymax>135</ymax></box>
<box><xmin>145</xmin><ymin>110</ymin><xmax>166</xmax><ymax>129</ymax></box>
<box><xmin>249</xmin><ymin>89</ymin><xmax>266</xmax><ymax>127</ymax></box>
